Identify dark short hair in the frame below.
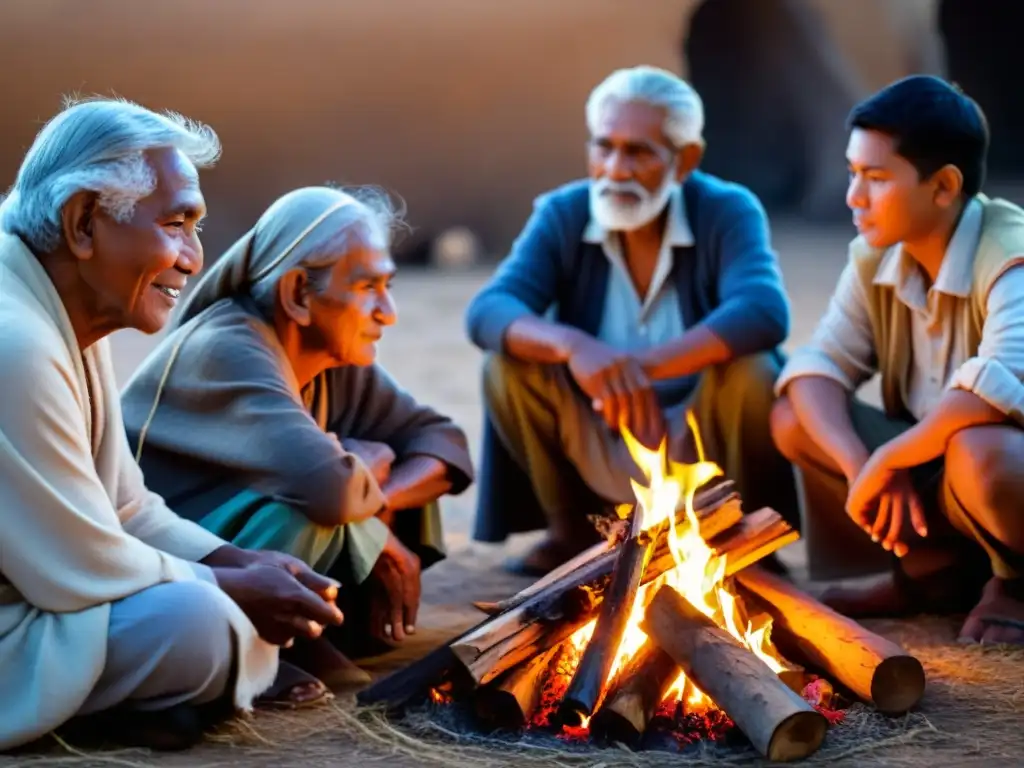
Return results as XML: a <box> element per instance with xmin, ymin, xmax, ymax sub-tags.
<box><xmin>847</xmin><ymin>75</ymin><xmax>989</xmax><ymax>198</ymax></box>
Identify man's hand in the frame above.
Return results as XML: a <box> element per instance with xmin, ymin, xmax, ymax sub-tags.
<box><xmin>243</xmin><ymin>550</ymin><xmax>342</xmax><ymax>602</ymax></box>
<box><xmin>566</xmin><ymin>335</ymin><xmax>663</xmax><ymax>446</ymax></box>
<box><xmin>213</xmin><ymin>565</ymin><xmax>344</xmax><ymax>646</ymax></box>
<box><xmin>368</xmin><ymin>531</ymin><xmax>421</xmax><ymax>643</ymax></box>
<box><xmin>344</xmin><ymin>439</ymin><xmax>396</xmax><ymax>487</ymax></box>
<box><xmin>846</xmin><ymin>446</ymin><xmax>928</xmax><ymax>557</ymax></box>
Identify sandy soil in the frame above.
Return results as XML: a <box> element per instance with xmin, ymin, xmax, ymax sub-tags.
<box><xmin>6</xmin><ymin>220</ymin><xmax>1023</xmax><ymax>767</ymax></box>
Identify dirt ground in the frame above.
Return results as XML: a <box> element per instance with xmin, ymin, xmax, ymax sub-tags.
<box><xmin>6</xmin><ymin>219</ymin><xmax>1024</xmax><ymax>767</ymax></box>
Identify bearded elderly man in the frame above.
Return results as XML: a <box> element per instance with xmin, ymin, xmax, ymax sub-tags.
<box><xmin>466</xmin><ymin>66</ymin><xmax>798</xmax><ymax>575</ymax></box>
<box><xmin>0</xmin><ymin>98</ymin><xmax>344</xmax><ymax>752</ymax></box>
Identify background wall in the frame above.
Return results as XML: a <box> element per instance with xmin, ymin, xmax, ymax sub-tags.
<box><xmin>0</xmin><ymin>0</ymin><xmax>1015</xmax><ymax>260</ymax></box>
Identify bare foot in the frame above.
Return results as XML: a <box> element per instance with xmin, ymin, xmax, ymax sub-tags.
<box><xmin>284</xmin><ymin>636</ymin><xmax>371</xmax><ymax>689</ymax></box>
<box><xmin>958</xmin><ymin>577</ymin><xmax>1024</xmax><ymax>645</ymax></box>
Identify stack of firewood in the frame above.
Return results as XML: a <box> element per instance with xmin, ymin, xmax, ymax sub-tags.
<box><xmin>359</xmin><ymin>481</ymin><xmax>926</xmax><ymax>763</ymax></box>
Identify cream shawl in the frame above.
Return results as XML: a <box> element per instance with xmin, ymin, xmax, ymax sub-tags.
<box><xmin>0</xmin><ymin>234</ymin><xmax>278</xmax><ymax>749</ymax></box>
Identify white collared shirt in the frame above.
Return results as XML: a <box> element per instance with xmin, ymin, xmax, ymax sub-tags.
<box><xmin>777</xmin><ymin>198</ymin><xmax>1024</xmax><ymax>423</ymax></box>
<box><xmin>583</xmin><ymin>184</ymin><xmax>693</xmax><ymax>353</ymax></box>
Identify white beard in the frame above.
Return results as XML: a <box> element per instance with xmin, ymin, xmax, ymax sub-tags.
<box><xmin>589</xmin><ymin>172</ymin><xmax>677</xmax><ymax>232</ymax></box>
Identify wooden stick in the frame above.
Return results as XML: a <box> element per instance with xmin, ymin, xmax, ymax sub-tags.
<box><xmin>711</xmin><ymin>508</ymin><xmax>800</xmax><ymax>575</ymax></box>
<box><xmin>356</xmin><ymin>627</ymin><xmax>474</xmax><ymax>710</ymax></box>
<box><xmin>558</xmin><ymin>511</ymin><xmax>655</xmax><ymax>727</ymax></box>
<box><xmin>643</xmin><ymin>585</ymin><xmax>827</xmax><ymax>763</ymax></box>
<box><xmin>589</xmin><ymin>640</ymin><xmax>680</xmax><ymax>746</ymax></box>
<box><xmin>472</xmin><ymin>482</ymin><xmax>740</xmax><ymax>616</ymax></box>
<box><xmin>475</xmin><ymin>644</ymin><xmax>562</xmax><ymax>729</ymax></box>
<box><xmin>451</xmin><ymin>507</ymin><xmax>794</xmax><ymax>686</ymax></box>
<box><xmin>471</xmin><ymin>539</ymin><xmax>612</xmax><ymax>616</ymax></box>
<box><xmin>735</xmin><ymin>565</ymin><xmax>926</xmax><ymax>714</ymax></box>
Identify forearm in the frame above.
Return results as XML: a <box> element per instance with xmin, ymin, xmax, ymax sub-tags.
<box><xmin>879</xmin><ymin>389</ymin><xmax>1007</xmax><ymax>469</ymax></box>
<box><xmin>636</xmin><ymin>325</ymin><xmax>732</xmax><ymax>381</ymax></box>
<box><xmin>786</xmin><ymin>376</ymin><xmax>870</xmax><ymax>481</ymax></box>
<box><xmin>380</xmin><ymin>456</ymin><xmax>451</xmax><ymax>524</ymax></box>
<box><xmin>503</xmin><ymin>315</ymin><xmax>590</xmax><ymax>364</ymax></box>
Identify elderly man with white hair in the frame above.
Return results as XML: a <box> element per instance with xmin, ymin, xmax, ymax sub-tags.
<box><xmin>0</xmin><ymin>98</ymin><xmax>346</xmax><ymax>752</ymax></box>
<box><xmin>466</xmin><ymin>66</ymin><xmax>798</xmax><ymax>575</ymax></box>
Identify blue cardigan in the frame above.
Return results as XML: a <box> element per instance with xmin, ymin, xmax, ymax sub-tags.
<box><xmin>466</xmin><ymin>170</ymin><xmax>790</xmax><ymax>399</ymax></box>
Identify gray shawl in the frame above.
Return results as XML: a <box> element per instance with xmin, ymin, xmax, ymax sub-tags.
<box><xmin>120</xmin><ymin>296</ymin><xmax>473</xmax><ymax>579</ymax></box>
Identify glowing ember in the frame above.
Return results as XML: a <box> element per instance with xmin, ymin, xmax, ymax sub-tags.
<box><xmin>429</xmin><ymin>680</ymin><xmax>454</xmax><ymax>705</ymax></box>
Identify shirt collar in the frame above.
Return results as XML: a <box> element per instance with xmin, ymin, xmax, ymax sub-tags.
<box><xmin>873</xmin><ymin>197</ymin><xmax>984</xmax><ymax>300</ymax></box>
<box><xmin>582</xmin><ymin>182</ymin><xmax>694</xmax><ymax>247</ymax></box>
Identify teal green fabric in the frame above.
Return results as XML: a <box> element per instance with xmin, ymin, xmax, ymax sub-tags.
<box><xmin>199</xmin><ymin>490</ymin><xmax>345</xmax><ymax>574</ymax></box>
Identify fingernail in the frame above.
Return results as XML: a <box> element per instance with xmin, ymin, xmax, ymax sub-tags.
<box><xmin>405</xmin><ymin>624</ymin><xmax>415</xmax><ymax>635</ymax></box>
<box><xmin>284</xmin><ymin>638</ymin><xmax>295</xmax><ymax>649</ymax></box>
<box><xmin>308</xmin><ymin>621</ymin><xmax>323</xmax><ymax>636</ymax></box>
<box><xmin>882</xmin><ymin>542</ymin><xmax>891</xmax><ymax>551</ymax></box>
<box><xmin>871</xmin><ymin>535</ymin><xmax>879</xmax><ymax>543</ymax></box>
<box><xmin>384</xmin><ymin>623</ymin><xmax>393</xmax><ymax>638</ymax></box>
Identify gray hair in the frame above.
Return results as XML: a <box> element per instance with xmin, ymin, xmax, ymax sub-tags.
<box><xmin>0</xmin><ymin>96</ymin><xmax>221</xmax><ymax>253</ymax></box>
<box><xmin>247</xmin><ymin>185</ymin><xmax>405</xmax><ymax>319</ymax></box>
<box><xmin>585</xmin><ymin>66</ymin><xmax>705</xmax><ymax>149</ymax></box>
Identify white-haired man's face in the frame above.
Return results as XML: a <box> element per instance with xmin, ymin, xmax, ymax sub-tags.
<box><xmin>65</xmin><ymin>147</ymin><xmax>206</xmax><ymax>335</ymax></box>
<box><xmin>586</xmin><ymin>99</ymin><xmax>680</xmax><ymax>232</ymax></box>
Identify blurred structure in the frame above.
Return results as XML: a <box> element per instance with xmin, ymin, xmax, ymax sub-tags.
<box><xmin>0</xmin><ymin>0</ymin><xmax>1014</xmax><ymax>261</ymax></box>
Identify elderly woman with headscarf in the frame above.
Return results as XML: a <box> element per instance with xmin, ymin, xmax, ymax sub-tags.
<box><xmin>120</xmin><ymin>185</ymin><xmax>474</xmax><ymax>686</ymax></box>
<box><xmin>0</xmin><ymin>99</ymin><xmax>347</xmax><ymax>752</ymax></box>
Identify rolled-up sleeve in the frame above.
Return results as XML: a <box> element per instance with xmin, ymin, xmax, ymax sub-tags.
<box><xmin>949</xmin><ymin>264</ymin><xmax>1024</xmax><ymax>423</ymax></box>
<box><xmin>775</xmin><ymin>261</ymin><xmax>878</xmax><ymax>395</ymax></box>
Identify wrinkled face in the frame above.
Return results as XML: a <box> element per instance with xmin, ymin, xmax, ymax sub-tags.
<box><xmin>86</xmin><ymin>147</ymin><xmax>206</xmax><ymax>334</ymax></box>
<box><xmin>846</xmin><ymin>128</ymin><xmax>943</xmax><ymax>249</ymax></box>
<box><xmin>308</xmin><ymin>243</ymin><xmax>397</xmax><ymax>367</ymax></box>
<box><xmin>587</xmin><ymin>99</ymin><xmax>679</xmax><ymax>231</ymax></box>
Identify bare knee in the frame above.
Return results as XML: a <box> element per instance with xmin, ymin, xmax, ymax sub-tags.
<box><xmin>947</xmin><ymin>426</ymin><xmax>1024</xmax><ymax>553</ymax></box>
<box><xmin>769</xmin><ymin>396</ymin><xmax>805</xmax><ymax>461</ymax></box>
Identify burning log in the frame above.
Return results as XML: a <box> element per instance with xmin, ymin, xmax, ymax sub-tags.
<box><xmin>472</xmin><ymin>480</ymin><xmax>741</xmax><ymax>616</ymax></box>
<box><xmin>356</xmin><ymin>626</ymin><xmax>474</xmax><ymax>710</ymax></box>
<box><xmin>735</xmin><ymin>565</ymin><xmax>925</xmax><ymax>715</ymax></box>
<box><xmin>643</xmin><ymin>585</ymin><xmax>827</xmax><ymax>763</ymax></box>
<box><xmin>475</xmin><ymin>644</ymin><xmax>563</xmax><ymax>729</ymax></box>
<box><xmin>588</xmin><ymin>640</ymin><xmax>679</xmax><ymax>746</ymax></box>
<box><xmin>451</xmin><ymin>507</ymin><xmax>794</xmax><ymax>686</ymax></box>
<box><xmin>558</xmin><ymin>510</ymin><xmax>655</xmax><ymax>727</ymax></box>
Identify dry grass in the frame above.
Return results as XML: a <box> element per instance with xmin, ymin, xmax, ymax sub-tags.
<box><xmin>8</xmin><ymin>614</ymin><xmax>1023</xmax><ymax>768</ymax></box>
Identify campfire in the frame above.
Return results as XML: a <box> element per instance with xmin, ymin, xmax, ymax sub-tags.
<box><xmin>360</xmin><ymin>417</ymin><xmax>928</xmax><ymax>763</ymax></box>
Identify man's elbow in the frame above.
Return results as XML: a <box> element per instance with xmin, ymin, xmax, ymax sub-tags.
<box><xmin>464</xmin><ymin>293</ymin><xmax>489</xmax><ymax>350</ymax></box>
<box><xmin>757</xmin><ymin>293</ymin><xmax>791</xmax><ymax>349</ymax></box>
<box><xmin>464</xmin><ymin>290</ymin><xmax>506</xmax><ymax>351</ymax></box>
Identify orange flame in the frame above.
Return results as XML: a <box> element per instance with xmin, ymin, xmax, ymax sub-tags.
<box><xmin>569</xmin><ymin>412</ymin><xmax>789</xmax><ymax>714</ymax></box>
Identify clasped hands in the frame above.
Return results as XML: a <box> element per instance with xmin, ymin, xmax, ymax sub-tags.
<box><xmin>844</xmin><ymin>443</ymin><xmax>929</xmax><ymax>558</ymax></box>
<box><xmin>567</xmin><ymin>335</ymin><xmax>664</xmax><ymax>448</ymax></box>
